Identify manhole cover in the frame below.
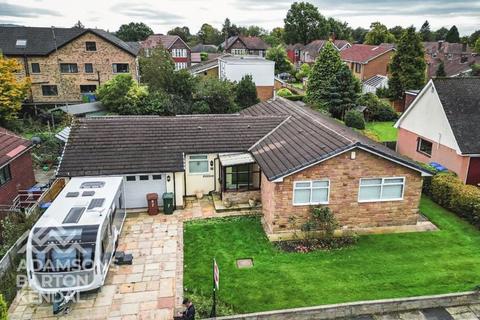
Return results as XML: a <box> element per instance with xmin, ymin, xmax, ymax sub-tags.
<box><xmin>236</xmin><ymin>258</ymin><xmax>253</xmax><ymax>268</ymax></box>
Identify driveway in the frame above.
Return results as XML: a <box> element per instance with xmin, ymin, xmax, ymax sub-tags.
<box><xmin>9</xmin><ymin>211</ymin><xmax>184</xmax><ymax>320</ymax></box>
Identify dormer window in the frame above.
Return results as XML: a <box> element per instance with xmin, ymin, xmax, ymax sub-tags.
<box><xmin>86</xmin><ymin>41</ymin><xmax>97</xmax><ymax>51</ymax></box>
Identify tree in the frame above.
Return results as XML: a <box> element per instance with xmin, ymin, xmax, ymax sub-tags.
<box><xmin>116</xmin><ymin>22</ymin><xmax>153</xmax><ymax>42</ymax></box>
<box><xmin>474</xmin><ymin>38</ymin><xmax>480</xmax><ymax>54</ymax></box>
<box><xmin>235</xmin><ymin>75</ymin><xmax>259</xmax><ymax>109</ymax></box>
<box><xmin>73</xmin><ymin>20</ymin><xmax>85</xmax><ymax>29</ymax></box>
<box><xmin>222</xmin><ymin>18</ymin><xmax>241</xmax><ymax>39</ymax></box>
<box><xmin>167</xmin><ymin>26</ymin><xmax>191</xmax><ymax>42</ymax></box>
<box><xmin>325</xmin><ymin>64</ymin><xmax>360</xmax><ymax>120</ymax></box>
<box><xmin>389</xmin><ymin>26</ymin><xmax>404</xmax><ymax>42</ymax></box>
<box><xmin>0</xmin><ymin>55</ymin><xmax>30</xmax><ymax>126</ymax></box>
<box><xmin>283</xmin><ymin>2</ymin><xmax>327</xmax><ymax>44</ymax></box>
<box><xmin>388</xmin><ymin>27</ymin><xmax>426</xmax><ymax>100</ymax></box>
<box><xmin>445</xmin><ymin>25</ymin><xmax>460</xmax><ymax>43</ymax></box>
<box><xmin>295</xmin><ymin>63</ymin><xmax>311</xmax><ymax>81</ymax></box>
<box><xmin>327</xmin><ymin>17</ymin><xmax>353</xmax><ymax>41</ymax></box>
<box><xmin>266</xmin><ymin>45</ymin><xmax>293</xmax><ymax>74</ymax></box>
<box><xmin>436</xmin><ymin>61</ymin><xmax>446</xmax><ymax>77</ymax></box>
<box><xmin>469</xmin><ymin>30</ymin><xmax>480</xmax><ymax>47</ymax></box>
<box><xmin>352</xmin><ymin>27</ymin><xmax>368</xmax><ymax>43</ymax></box>
<box><xmin>195</xmin><ymin>77</ymin><xmax>238</xmax><ymax>113</ymax></box>
<box><xmin>96</xmin><ymin>74</ymin><xmax>148</xmax><ymax>114</ymax></box>
<box><xmin>471</xmin><ymin>64</ymin><xmax>480</xmax><ymax>76</ymax></box>
<box><xmin>245</xmin><ymin>25</ymin><xmax>267</xmax><ymax>37</ymax></box>
<box><xmin>357</xmin><ymin>93</ymin><xmax>397</xmax><ymax>121</ymax></box>
<box><xmin>364</xmin><ymin>22</ymin><xmax>396</xmax><ymax>45</ymax></box>
<box><xmin>306</xmin><ymin>41</ymin><xmax>343</xmax><ymax>107</ymax></box>
<box><xmin>345</xmin><ymin>110</ymin><xmax>365</xmax><ymax>129</ymax></box>
<box><xmin>434</xmin><ymin>27</ymin><xmax>449</xmax><ymax>41</ymax></box>
<box><xmin>197</xmin><ymin>23</ymin><xmax>223</xmax><ymax>45</ymax></box>
<box><xmin>263</xmin><ymin>27</ymin><xmax>285</xmax><ymax>47</ymax></box>
<box><xmin>419</xmin><ymin>21</ymin><xmax>433</xmax><ymax>41</ymax></box>
<box><xmin>0</xmin><ymin>294</ymin><xmax>6</xmax><ymax>320</ymax></box>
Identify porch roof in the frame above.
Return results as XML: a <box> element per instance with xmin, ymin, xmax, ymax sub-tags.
<box><xmin>219</xmin><ymin>153</ymin><xmax>255</xmax><ymax>166</ymax></box>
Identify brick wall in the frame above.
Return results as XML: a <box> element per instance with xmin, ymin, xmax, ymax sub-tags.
<box><xmin>261</xmin><ymin>148</ymin><xmax>423</xmax><ymax>236</ymax></box>
<box><xmin>256</xmin><ymin>86</ymin><xmax>274</xmax><ymax>101</ymax></box>
<box><xmin>12</xmin><ymin>31</ymin><xmax>137</xmax><ymax>104</ymax></box>
<box><xmin>222</xmin><ymin>190</ymin><xmax>261</xmax><ymax>204</ymax></box>
<box><xmin>0</xmin><ymin>151</ymin><xmax>36</xmax><ymax>205</ymax></box>
<box><xmin>363</xmin><ymin>52</ymin><xmax>393</xmax><ymax>80</ymax></box>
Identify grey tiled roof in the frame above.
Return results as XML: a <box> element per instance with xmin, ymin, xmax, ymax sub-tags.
<box><xmin>57</xmin><ymin>115</ymin><xmax>285</xmax><ymax>177</ymax></box>
<box><xmin>0</xmin><ymin>26</ymin><xmax>138</xmax><ymax>56</ymax></box>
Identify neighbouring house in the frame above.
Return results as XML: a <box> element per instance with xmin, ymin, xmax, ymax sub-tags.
<box><xmin>191</xmin><ymin>52</ymin><xmax>222</xmax><ymax>65</ymax></box>
<box><xmin>300</xmin><ymin>39</ymin><xmax>351</xmax><ymax>64</ymax></box>
<box><xmin>140</xmin><ymin>34</ymin><xmax>191</xmax><ymax>70</ymax></box>
<box><xmin>0</xmin><ymin>26</ymin><xmax>139</xmax><ymax>107</ymax></box>
<box><xmin>424</xmin><ymin>41</ymin><xmax>480</xmax><ymax>78</ymax></box>
<box><xmin>0</xmin><ymin>128</ymin><xmax>36</xmax><ymax>206</ymax></box>
<box><xmin>188</xmin><ymin>54</ymin><xmax>275</xmax><ymax>101</ymax></box>
<box><xmin>395</xmin><ymin>78</ymin><xmax>480</xmax><ymax>185</ymax></box>
<box><xmin>57</xmin><ymin>98</ymin><xmax>431</xmax><ymax>239</ymax></box>
<box><xmin>221</xmin><ymin>36</ymin><xmax>270</xmax><ymax>57</ymax></box>
<box><xmin>286</xmin><ymin>43</ymin><xmax>305</xmax><ymax>66</ymax></box>
<box><xmin>191</xmin><ymin>44</ymin><xmax>218</xmax><ymax>53</ymax></box>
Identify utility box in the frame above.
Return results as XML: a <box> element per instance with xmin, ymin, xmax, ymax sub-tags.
<box><xmin>146</xmin><ymin>193</ymin><xmax>159</xmax><ymax>215</ymax></box>
<box><xmin>162</xmin><ymin>192</ymin><xmax>174</xmax><ymax>215</ymax></box>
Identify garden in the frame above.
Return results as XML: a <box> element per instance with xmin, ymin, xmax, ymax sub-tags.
<box><xmin>184</xmin><ymin>197</ymin><xmax>480</xmax><ymax>315</ymax></box>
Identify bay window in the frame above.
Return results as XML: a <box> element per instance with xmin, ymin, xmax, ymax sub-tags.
<box><xmin>358</xmin><ymin>177</ymin><xmax>405</xmax><ymax>202</ymax></box>
<box><xmin>293</xmin><ymin>180</ymin><xmax>330</xmax><ymax>205</ymax></box>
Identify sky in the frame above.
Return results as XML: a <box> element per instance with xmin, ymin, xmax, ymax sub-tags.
<box><xmin>0</xmin><ymin>0</ymin><xmax>479</xmax><ymax>35</ymax></box>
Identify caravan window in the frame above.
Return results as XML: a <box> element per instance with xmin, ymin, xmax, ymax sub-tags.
<box><xmin>32</xmin><ymin>243</ymin><xmax>95</xmax><ymax>272</ymax></box>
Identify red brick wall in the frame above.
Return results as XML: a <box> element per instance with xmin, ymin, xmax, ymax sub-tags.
<box><xmin>0</xmin><ymin>151</ymin><xmax>36</xmax><ymax>205</ymax></box>
<box><xmin>261</xmin><ymin>148</ymin><xmax>423</xmax><ymax>235</ymax></box>
<box><xmin>363</xmin><ymin>51</ymin><xmax>393</xmax><ymax>80</ymax></box>
<box><xmin>256</xmin><ymin>86</ymin><xmax>274</xmax><ymax>101</ymax></box>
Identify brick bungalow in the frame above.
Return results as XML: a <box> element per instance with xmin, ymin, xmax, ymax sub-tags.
<box><xmin>140</xmin><ymin>34</ymin><xmax>191</xmax><ymax>70</ymax></box>
<box><xmin>0</xmin><ymin>128</ymin><xmax>36</xmax><ymax>205</ymax></box>
<box><xmin>57</xmin><ymin>98</ymin><xmax>431</xmax><ymax>239</ymax></box>
<box><xmin>395</xmin><ymin>78</ymin><xmax>480</xmax><ymax>186</ymax></box>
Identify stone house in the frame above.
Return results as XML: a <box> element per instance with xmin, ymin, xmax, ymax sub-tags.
<box><xmin>0</xmin><ymin>128</ymin><xmax>36</xmax><ymax>206</ymax></box>
<box><xmin>222</xmin><ymin>36</ymin><xmax>270</xmax><ymax>57</ymax></box>
<box><xmin>57</xmin><ymin>98</ymin><xmax>431</xmax><ymax>239</ymax></box>
<box><xmin>0</xmin><ymin>26</ymin><xmax>139</xmax><ymax>106</ymax></box>
<box><xmin>140</xmin><ymin>34</ymin><xmax>191</xmax><ymax>70</ymax></box>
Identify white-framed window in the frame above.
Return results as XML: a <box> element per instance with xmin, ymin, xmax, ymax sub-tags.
<box><xmin>188</xmin><ymin>155</ymin><xmax>209</xmax><ymax>174</ymax></box>
<box><xmin>171</xmin><ymin>48</ymin><xmax>187</xmax><ymax>58</ymax></box>
<box><xmin>358</xmin><ymin>177</ymin><xmax>405</xmax><ymax>202</ymax></box>
<box><xmin>231</xmin><ymin>48</ymin><xmax>246</xmax><ymax>55</ymax></box>
<box><xmin>175</xmin><ymin>62</ymin><xmax>188</xmax><ymax>70</ymax></box>
<box><xmin>293</xmin><ymin>180</ymin><xmax>330</xmax><ymax>206</ymax></box>
<box><xmin>417</xmin><ymin>137</ymin><xmax>433</xmax><ymax>157</ymax></box>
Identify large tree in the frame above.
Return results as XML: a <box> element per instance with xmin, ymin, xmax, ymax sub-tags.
<box><xmin>419</xmin><ymin>21</ymin><xmax>433</xmax><ymax>41</ymax></box>
<box><xmin>325</xmin><ymin>64</ymin><xmax>360</xmax><ymax>120</ymax></box>
<box><xmin>305</xmin><ymin>41</ymin><xmax>343</xmax><ymax>107</ymax></box>
<box><xmin>475</xmin><ymin>38</ymin><xmax>480</xmax><ymax>54</ymax></box>
<box><xmin>222</xmin><ymin>18</ymin><xmax>240</xmax><ymax>39</ymax></box>
<box><xmin>352</xmin><ymin>27</ymin><xmax>368</xmax><ymax>43</ymax></box>
<box><xmin>364</xmin><ymin>22</ymin><xmax>395</xmax><ymax>45</ymax></box>
<box><xmin>469</xmin><ymin>30</ymin><xmax>480</xmax><ymax>47</ymax></box>
<box><xmin>197</xmin><ymin>23</ymin><xmax>223</xmax><ymax>45</ymax></box>
<box><xmin>388</xmin><ymin>27</ymin><xmax>426</xmax><ymax>100</ymax></box>
<box><xmin>116</xmin><ymin>22</ymin><xmax>153</xmax><ymax>42</ymax></box>
<box><xmin>235</xmin><ymin>75</ymin><xmax>259</xmax><ymax>109</ymax></box>
<box><xmin>389</xmin><ymin>26</ymin><xmax>404</xmax><ymax>42</ymax></box>
<box><xmin>263</xmin><ymin>27</ymin><xmax>285</xmax><ymax>47</ymax></box>
<box><xmin>0</xmin><ymin>55</ymin><xmax>30</xmax><ymax>125</ymax></box>
<box><xmin>434</xmin><ymin>27</ymin><xmax>449</xmax><ymax>41</ymax></box>
<box><xmin>195</xmin><ymin>77</ymin><xmax>238</xmax><ymax>113</ymax></box>
<box><xmin>266</xmin><ymin>45</ymin><xmax>293</xmax><ymax>74</ymax></box>
<box><xmin>283</xmin><ymin>2</ymin><xmax>327</xmax><ymax>44</ymax></box>
<box><xmin>167</xmin><ymin>26</ymin><xmax>191</xmax><ymax>42</ymax></box>
<box><xmin>445</xmin><ymin>25</ymin><xmax>460</xmax><ymax>43</ymax></box>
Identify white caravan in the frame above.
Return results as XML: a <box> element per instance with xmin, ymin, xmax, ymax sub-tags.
<box><xmin>26</xmin><ymin>177</ymin><xmax>126</xmax><ymax>306</ymax></box>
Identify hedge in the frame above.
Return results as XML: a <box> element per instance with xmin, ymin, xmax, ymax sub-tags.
<box><xmin>285</xmin><ymin>94</ymin><xmax>304</xmax><ymax>101</ymax></box>
<box><xmin>430</xmin><ymin>172</ymin><xmax>480</xmax><ymax>227</ymax></box>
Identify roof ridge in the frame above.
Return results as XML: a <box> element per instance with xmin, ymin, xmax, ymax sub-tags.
<box><xmin>248</xmin><ymin>115</ymin><xmax>291</xmax><ymax>151</ymax></box>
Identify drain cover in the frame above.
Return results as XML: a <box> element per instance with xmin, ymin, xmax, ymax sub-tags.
<box><xmin>236</xmin><ymin>258</ymin><xmax>253</xmax><ymax>268</ymax></box>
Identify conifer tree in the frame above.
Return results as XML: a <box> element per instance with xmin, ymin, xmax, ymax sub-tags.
<box><xmin>436</xmin><ymin>61</ymin><xmax>446</xmax><ymax>77</ymax></box>
<box><xmin>325</xmin><ymin>64</ymin><xmax>360</xmax><ymax>120</ymax></box>
<box><xmin>445</xmin><ymin>25</ymin><xmax>460</xmax><ymax>43</ymax></box>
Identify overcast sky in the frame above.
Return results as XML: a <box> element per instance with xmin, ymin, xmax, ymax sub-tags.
<box><xmin>0</xmin><ymin>0</ymin><xmax>478</xmax><ymax>35</ymax></box>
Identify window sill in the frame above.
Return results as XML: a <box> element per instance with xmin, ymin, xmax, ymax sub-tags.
<box><xmin>293</xmin><ymin>202</ymin><xmax>329</xmax><ymax>206</ymax></box>
<box><xmin>358</xmin><ymin>198</ymin><xmax>403</xmax><ymax>203</ymax></box>
<box><xmin>416</xmin><ymin>150</ymin><xmax>432</xmax><ymax>158</ymax></box>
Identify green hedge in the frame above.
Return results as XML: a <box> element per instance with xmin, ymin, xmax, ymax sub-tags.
<box><xmin>430</xmin><ymin>172</ymin><xmax>480</xmax><ymax>227</ymax></box>
<box><xmin>284</xmin><ymin>94</ymin><xmax>304</xmax><ymax>101</ymax></box>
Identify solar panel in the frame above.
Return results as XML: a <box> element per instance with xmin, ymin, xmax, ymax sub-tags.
<box><xmin>88</xmin><ymin>198</ymin><xmax>105</xmax><ymax>210</ymax></box>
<box><xmin>66</xmin><ymin>192</ymin><xmax>79</xmax><ymax>198</ymax></box>
<box><xmin>82</xmin><ymin>191</ymin><xmax>95</xmax><ymax>197</ymax></box>
<box><xmin>63</xmin><ymin>207</ymin><xmax>86</xmax><ymax>224</ymax></box>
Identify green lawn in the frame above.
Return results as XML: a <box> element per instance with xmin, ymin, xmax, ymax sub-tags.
<box><xmin>364</xmin><ymin>121</ymin><xmax>397</xmax><ymax>142</ymax></box>
<box><xmin>184</xmin><ymin>197</ymin><xmax>480</xmax><ymax>314</ymax></box>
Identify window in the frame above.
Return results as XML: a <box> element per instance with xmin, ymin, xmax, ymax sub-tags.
<box><xmin>112</xmin><ymin>63</ymin><xmax>129</xmax><ymax>73</ymax></box>
<box><xmin>60</xmin><ymin>63</ymin><xmax>78</xmax><ymax>73</ymax></box>
<box><xmin>354</xmin><ymin>63</ymin><xmax>362</xmax><ymax>73</ymax></box>
<box><xmin>139</xmin><ymin>175</ymin><xmax>149</xmax><ymax>181</ymax></box>
<box><xmin>189</xmin><ymin>155</ymin><xmax>209</xmax><ymax>174</ymax></box>
<box><xmin>85</xmin><ymin>41</ymin><xmax>97</xmax><ymax>51</ymax></box>
<box><xmin>171</xmin><ymin>48</ymin><xmax>187</xmax><ymax>58</ymax></box>
<box><xmin>84</xmin><ymin>63</ymin><xmax>94</xmax><ymax>73</ymax></box>
<box><xmin>417</xmin><ymin>138</ymin><xmax>433</xmax><ymax>157</ymax></box>
<box><xmin>231</xmin><ymin>48</ymin><xmax>246</xmax><ymax>55</ymax></box>
<box><xmin>293</xmin><ymin>180</ymin><xmax>330</xmax><ymax>205</ymax></box>
<box><xmin>152</xmin><ymin>175</ymin><xmax>162</xmax><ymax>180</ymax></box>
<box><xmin>126</xmin><ymin>176</ymin><xmax>136</xmax><ymax>181</ymax></box>
<box><xmin>31</xmin><ymin>63</ymin><xmax>40</xmax><ymax>73</ymax></box>
<box><xmin>358</xmin><ymin>177</ymin><xmax>405</xmax><ymax>202</ymax></box>
<box><xmin>0</xmin><ymin>165</ymin><xmax>12</xmax><ymax>187</ymax></box>
<box><xmin>80</xmin><ymin>85</ymin><xmax>97</xmax><ymax>93</ymax></box>
<box><xmin>41</xmin><ymin>85</ymin><xmax>58</xmax><ymax>96</ymax></box>
<box><xmin>223</xmin><ymin>164</ymin><xmax>261</xmax><ymax>191</ymax></box>
<box><xmin>175</xmin><ymin>62</ymin><xmax>188</xmax><ymax>70</ymax></box>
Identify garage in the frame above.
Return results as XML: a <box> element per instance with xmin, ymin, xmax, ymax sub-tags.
<box><xmin>124</xmin><ymin>174</ymin><xmax>167</xmax><ymax>208</ymax></box>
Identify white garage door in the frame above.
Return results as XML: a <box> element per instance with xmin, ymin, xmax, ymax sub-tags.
<box><xmin>124</xmin><ymin>174</ymin><xmax>167</xmax><ymax>209</ymax></box>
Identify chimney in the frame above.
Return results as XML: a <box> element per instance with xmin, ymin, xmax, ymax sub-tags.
<box><xmin>438</xmin><ymin>40</ymin><xmax>444</xmax><ymax>51</ymax></box>
<box><xmin>462</xmin><ymin>42</ymin><xmax>467</xmax><ymax>52</ymax></box>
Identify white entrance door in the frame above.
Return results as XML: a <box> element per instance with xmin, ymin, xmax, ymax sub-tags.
<box><xmin>124</xmin><ymin>174</ymin><xmax>166</xmax><ymax>209</ymax></box>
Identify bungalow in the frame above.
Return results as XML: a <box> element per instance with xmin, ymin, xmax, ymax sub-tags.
<box><xmin>58</xmin><ymin>98</ymin><xmax>431</xmax><ymax>239</ymax></box>
<box><xmin>0</xmin><ymin>128</ymin><xmax>36</xmax><ymax>205</ymax></box>
<box><xmin>395</xmin><ymin>78</ymin><xmax>480</xmax><ymax>186</ymax></box>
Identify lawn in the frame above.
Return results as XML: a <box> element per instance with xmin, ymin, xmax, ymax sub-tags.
<box><xmin>184</xmin><ymin>197</ymin><xmax>480</xmax><ymax>314</ymax></box>
<box><xmin>364</xmin><ymin>121</ymin><xmax>397</xmax><ymax>142</ymax></box>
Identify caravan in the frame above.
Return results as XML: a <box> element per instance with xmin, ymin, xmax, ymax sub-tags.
<box><xmin>26</xmin><ymin>177</ymin><xmax>126</xmax><ymax>309</ymax></box>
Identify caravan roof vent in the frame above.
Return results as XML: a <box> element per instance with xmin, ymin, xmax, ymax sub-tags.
<box><xmin>63</xmin><ymin>207</ymin><xmax>86</xmax><ymax>224</ymax></box>
<box><xmin>88</xmin><ymin>198</ymin><xmax>105</xmax><ymax>210</ymax></box>
<box><xmin>82</xmin><ymin>191</ymin><xmax>95</xmax><ymax>197</ymax></box>
<box><xmin>80</xmin><ymin>181</ymin><xmax>105</xmax><ymax>189</ymax></box>
<box><xmin>66</xmin><ymin>192</ymin><xmax>79</xmax><ymax>198</ymax></box>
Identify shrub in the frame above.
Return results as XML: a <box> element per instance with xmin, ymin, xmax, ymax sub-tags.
<box><xmin>345</xmin><ymin>110</ymin><xmax>365</xmax><ymax>129</ymax></box>
<box><xmin>277</xmin><ymin>88</ymin><xmax>293</xmax><ymax>97</ymax></box>
<box><xmin>285</xmin><ymin>94</ymin><xmax>304</xmax><ymax>101</ymax></box>
<box><xmin>357</xmin><ymin>93</ymin><xmax>397</xmax><ymax>121</ymax></box>
<box><xmin>0</xmin><ymin>294</ymin><xmax>7</xmax><ymax>320</ymax></box>
<box><xmin>375</xmin><ymin>103</ymin><xmax>398</xmax><ymax>121</ymax></box>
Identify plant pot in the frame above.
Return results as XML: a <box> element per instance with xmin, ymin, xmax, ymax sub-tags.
<box><xmin>248</xmin><ymin>199</ymin><xmax>256</xmax><ymax>207</ymax></box>
<box><xmin>223</xmin><ymin>199</ymin><xmax>232</xmax><ymax>208</ymax></box>
<box><xmin>196</xmin><ymin>192</ymin><xmax>203</xmax><ymax>200</ymax></box>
